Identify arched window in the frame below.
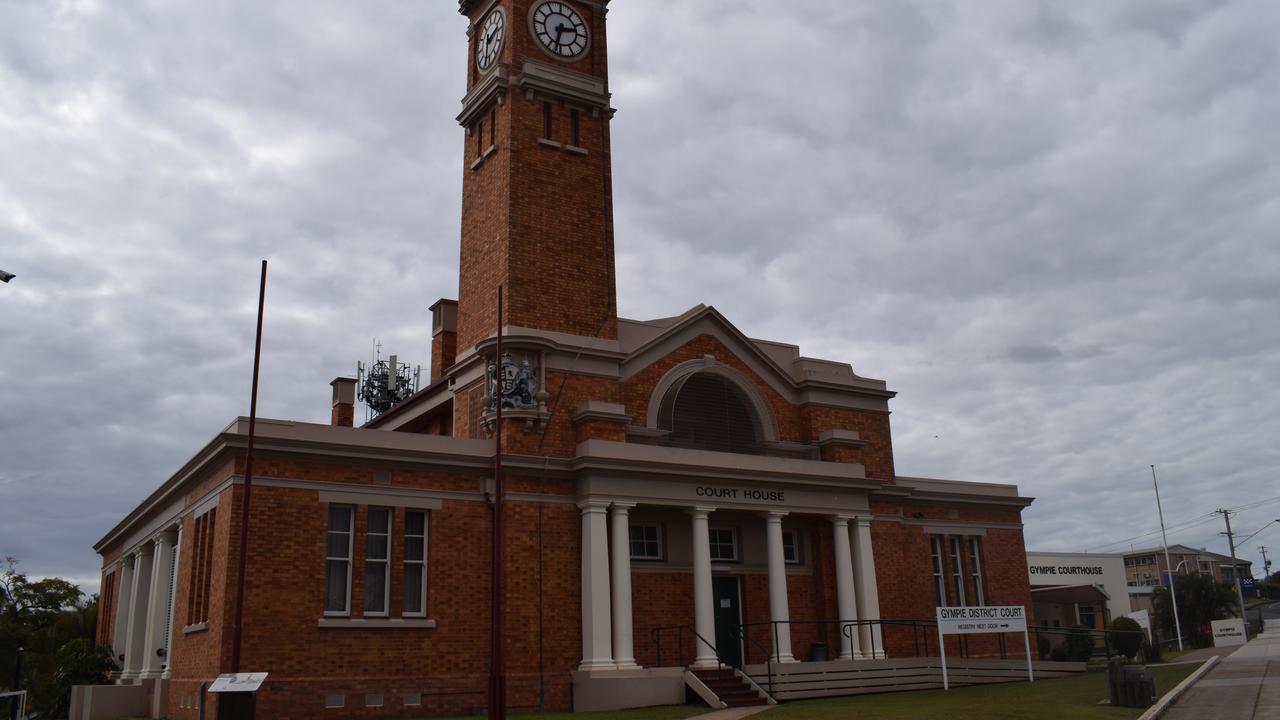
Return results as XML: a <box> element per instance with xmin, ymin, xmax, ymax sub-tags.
<box><xmin>656</xmin><ymin>372</ymin><xmax>763</xmax><ymax>454</ymax></box>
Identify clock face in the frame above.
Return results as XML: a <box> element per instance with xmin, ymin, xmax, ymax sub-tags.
<box><xmin>476</xmin><ymin>9</ymin><xmax>505</xmax><ymax>71</ymax></box>
<box><xmin>529</xmin><ymin>1</ymin><xmax>589</xmax><ymax>61</ymax></box>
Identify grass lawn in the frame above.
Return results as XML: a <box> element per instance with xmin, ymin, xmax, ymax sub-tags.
<box><xmin>118</xmin><ymin>706</ymin><xmax>707</xmax><ymax>720</ymax></box>
<box><xmin>428</xmin><ymin>706</ymin><xmax>707</xmax><ymax>720</ymax></box>
<box><xmin>765</xmin><ymin>663</ymin><xmax>1200</xmax><ymax>720</ymax></box>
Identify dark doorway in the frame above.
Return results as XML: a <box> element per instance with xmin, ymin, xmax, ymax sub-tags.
<box><xmin>712</xmin><ymin>576</ymin><xmax>743</xmax><ymax>667</ymax></box>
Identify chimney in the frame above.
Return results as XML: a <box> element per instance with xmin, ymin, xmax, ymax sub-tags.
<box><xmin>430</xmin><ymin>299</ymin><xmax>459</xmax><ymax>382</ymax></box>
<box><xmin>330</xmin><ymin>377</ymin><xmax>357</xmax><ymax>427</ymax></box>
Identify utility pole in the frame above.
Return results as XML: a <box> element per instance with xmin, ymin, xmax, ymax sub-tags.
<box><xmin>1151</xmin><ymin>466</ymin><xmax>1184</xmax><ymax>651</ymax></box>
<box><xmin>1259</xmin><ymin>546</ymin><xmax>1271</xmax><ymax>580</ymax></box>
<box><xmin>1217</xmin><ymin>509</ymin><xmax>1248</xmax><ymax>623</ymax></box>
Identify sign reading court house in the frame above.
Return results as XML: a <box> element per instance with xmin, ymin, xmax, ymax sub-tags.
<box><xmin>936</xmin><ymin>605</ymin><xmax>1028</xmax><ymax>635</ymax></box>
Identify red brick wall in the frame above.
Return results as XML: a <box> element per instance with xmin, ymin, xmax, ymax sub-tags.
<box><xmin>619</xmin><ymin>334</ymin><xmax>895</xmax><ymax>476</ymax></box>
<box><xmin>431</xmin><ymin>330</ymin><xmax>457</xmax><ymax>382</ymax></box>
<box><xmin>869</xmin><ymin>500</ymin><xmax>1033</xmax><ymax>660</ymax></box>
<box><xmin>804</xmin><ymin>405</ymin><xmax>897</xmax><ymax>482</ymax></box>
<box><xmin>456</xmin><ymin>0</ymin><xmax>617</xmax><ymax>351</ymax></box>
<box><xmin>622</xmin><ymin>335</ymin><xmax>804</xmax><ymax>443</ymax></box>
<box><xmin>159</xmin><ymin>458</ymin><xmax>583</xmax><ymax>718</ymax></box>
<box><xmin>166</xmin><ymin>484</ymin><xmax>235</xmax><ymax>719</ymax></box>
<box><xmin>96</xmin><ymin>570</ymin><xmax>117</xmax><ymax>646</ymax></box>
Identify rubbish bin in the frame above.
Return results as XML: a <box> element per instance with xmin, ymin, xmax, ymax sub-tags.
<box><xmin>810</xmin><ymin>642</ymin><xmax>829</xmax><ymax>662</ymax></box>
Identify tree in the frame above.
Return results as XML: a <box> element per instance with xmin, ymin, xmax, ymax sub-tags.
<box><xmin>1</xmin><ymin>558</ymin><xmax>112</xmax><ymax>717</ymax></box>
<box><xmin>1153</xmin><ymin>573</ymin><xmax>1239</xmax><ymax>647</ymax></box>
<box><xmin>1107</xmin><ymin>616</ymin><xmax>1143</xmax><ymax>660</ymax></box>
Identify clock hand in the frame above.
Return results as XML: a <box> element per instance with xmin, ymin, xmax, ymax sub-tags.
<box><xmin>555</xmin><ymin>23</ymin><xmax>570</xmax><ymax>40</ymax></box>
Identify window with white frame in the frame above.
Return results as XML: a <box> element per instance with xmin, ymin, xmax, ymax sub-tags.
<box><xmin>968</xmin><ymin>537</ymin><xmax>986</xmax><ymax>606</ymax></box>
<box><xmin>629</xmin><ymin>524</ymin><xmax>662</xmax><ymax>560</ymax></box>
<box><xmin>403</xmin><ymin>511</ymin><xmax>428</xmax><ymax>616</ymax></box>
<box><xmin>949</xmin><ymin>536</ymin><xmax>966</xmax><ymax>606</ymax></box>
<box><xmin>324</xmin><ymin>506</ymin><xmax>354</xmax><ymax>615</ymax></box>
<box><xmin>709</xmin><ymin>527</ymin><xmax>738</xmax><ymax>561</ymax></box>
<box><xmin>782</xmin><ymin>530</ymin><xmax>801</xmax><ymax>564</ymax></box>
<box><xmin>364</xmin><ymin>508</ymin><xmax>391</xmax><ymax>615</ymax></box>
<box><xmin>929</xmin><ymin>535</ymin><xmax>946</xmax><ymax>607</ymax></box>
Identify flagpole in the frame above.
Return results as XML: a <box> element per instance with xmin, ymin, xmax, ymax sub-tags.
<box><xmin>1151</xmin><ymin>465</ymin><xmax>1184</xmax><ymax>652</ymax></box>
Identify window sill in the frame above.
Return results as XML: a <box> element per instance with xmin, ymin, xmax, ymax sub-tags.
<box><xmin>470</xmin><ymin>144</ymin><xmax>498</xmax><ymax>170</ymax></box>
<box><xmin>537</xmin><ymin>138</ymin><xmax>561</xmax><ymax>149</ymax></box>
<box><xmin>182</xmin><ymin>622</ymin><xmax>208</xmax><ymax>635</ymax></box>
<box><xmin>317</xmin><ymin>618</ymin><xmax>438</xmax><ymax>630</ymax></box>
<box><xmin>565</xmin><ymin>145</ymin><xmax>588</xmax><ymax>156</ymax></box>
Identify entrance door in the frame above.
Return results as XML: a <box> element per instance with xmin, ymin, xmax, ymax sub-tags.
<box><xmin>712</xmin><ymin>576</ymin><xmax>743</xmax><ymax>667</ymax></box>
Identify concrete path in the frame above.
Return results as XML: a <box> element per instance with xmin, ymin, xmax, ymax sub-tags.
<box><xmin>1161</xmin><ymin>622</ymin><xmax>1279</xmax><ymax>720</ymax></box>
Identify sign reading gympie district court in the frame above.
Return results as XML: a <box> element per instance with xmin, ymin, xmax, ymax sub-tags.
<box><xmin>936</xmin><ymin>605</ymin><xmax>1028</xmax><ymax>635</ymax></box>
<box><xmin>934</xmin><ymin>606</ymin><xmax>1032</xmax><ymax>690</ymax></box>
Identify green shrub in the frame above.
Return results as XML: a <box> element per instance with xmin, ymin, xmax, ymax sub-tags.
<box><xmin>1050</xmin><ymin>645</ymin><xmax>1067</xmax><ymax>662</ymax></box>
<box><xmin>1107</xmin><ymin>617</ymin><xmax>1143</xmax><ymax>659</ymax></box>
<box><xmin>1036</xmin><ymin>633</ymin><xmax>1051</xmax><ymax>660</ymax></box>
<box><xmin>1063</xmin><ymin>624</ymin><xmax>1095</xmax><ymax>662</ymax></box>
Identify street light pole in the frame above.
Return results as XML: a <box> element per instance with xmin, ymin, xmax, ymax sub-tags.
<box><xmin>1151</xmin><ymin>466</ymin><xmax>1184</xmax><ymax>651</ymax></box>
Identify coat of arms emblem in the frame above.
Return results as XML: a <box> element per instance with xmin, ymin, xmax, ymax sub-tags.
<box><xmin>487</xmin><ymin>352</ymin><xmax>539</xmax><ymax>411</ymax></box>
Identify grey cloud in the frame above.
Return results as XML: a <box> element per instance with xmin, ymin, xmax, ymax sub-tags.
<box><xmin>1004</xmin><ymin>344</ymin><xmax>1065</xmax><ymax>364</ymax></box>
<box><xmin>4</xmin><ymin>0</ymin><xmax>1280</xmax><ymax>592</ymax></box>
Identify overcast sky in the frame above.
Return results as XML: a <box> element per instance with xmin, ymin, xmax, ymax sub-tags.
<box><xmin>2</xmin><ymin>0</ymin><xmax>1278</xmax><ymax>598</ymax></box>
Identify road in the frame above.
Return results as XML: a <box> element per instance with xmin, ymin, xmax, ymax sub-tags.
<box><xmin>1254</xmin><ymin>600</ymin><xmax>1280</xmax><ymax>621</ymax></box>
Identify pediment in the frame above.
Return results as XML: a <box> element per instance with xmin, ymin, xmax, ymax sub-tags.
<box><xmin>619</xmin><ymin>305</ymin><xmax>892</xmax><ymax>408</ymax></box>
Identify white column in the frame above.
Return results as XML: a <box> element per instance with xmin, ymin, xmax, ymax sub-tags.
<box><xmin>610</xmin><ymin>503</ymin><xmax>638</xmax><ymax>669</ymax></box>
<box><xmin>689</xmin><ymin>507</ymin><xmax>718</xmax><ymax>668</ymax></box>
<box><xmin>121</xmin><ymin>544</ymin><xmax>154</xmax><ymax>680</ymax></box>
<box><xmin>852</xmin><ymin>516</ymin><xmax>885</xmax><ymax>658</ymax></box>
<box><xmin>578</xmin><ymin>501</ymin><xmax>614</xmax><ymax>670</ymax></box>
<box><xmin>764</xmin><ymin>511</ymin><xmax>796</xmax><ymax>662</ymax></box>
<box><xmin>162</xmin><ymin>525</ymin><xmax>182</xmax><ymax>680</ymax></box>
<box><xmin>141</xmin><ymin>532</ymin><xmax>177</xmax><ymax>679</ymax></box>
<box><xmin>111</xmin><ymin>556</ymin><xmax>135</xmax><ymax>673</ymax></box>
<box><xmin>831</xmin><ymin>516</ymin><xmax>863</xmax><ymax>660</ymax></box>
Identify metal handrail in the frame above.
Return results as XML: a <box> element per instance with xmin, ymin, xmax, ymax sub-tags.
<box><xmin>651</xmin><ymin>624</ymin><xmax>730</xmax><ymax>673</ymax></box>
<box><xmin>1029</xmin><ymin>625</ymin><xmax>1148</xmax><ymax>660</ymax></box>
<box><xmin>733</xmin><ymin>625</ymin><xmax>775</xmax><ymax>696</ymax></box>
<box><xmin>740</xmin><ymin>618</ymin><xmax>944</xmax><ymax>660</ymax></box>
<box><xmin>739</xmin><ymin>618</ymin><xmax>1129</xmax><ymax>662</ymax></box>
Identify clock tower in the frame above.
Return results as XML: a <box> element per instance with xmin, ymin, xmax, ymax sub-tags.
<box><xmin>455</xmin><ymin>0</ymin><xmax>617</xmax><ymax>354</ymax></box>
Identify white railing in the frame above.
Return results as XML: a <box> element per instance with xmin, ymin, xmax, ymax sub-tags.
<box><xmin>0</xmin><ymin>690</ymin><xmax>28</xmax><ymax>719</ymax></box>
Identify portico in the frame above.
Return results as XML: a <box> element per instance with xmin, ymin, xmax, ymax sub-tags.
<box><xmin>574</xmin><ymin>439</ymin><xmax>885</xmax><ymax>671</ymax></box>
<box><xmin>108</xmin><ymin>525</ymin><xmax>182</xmax><ymax>683</ymax></box>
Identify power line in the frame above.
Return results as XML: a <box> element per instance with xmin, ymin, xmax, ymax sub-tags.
<box><xmin>1087</xmin><ymin>512</ymin><xmax>1219</xmax><ymax>552</ymax></box>
<box><xmin>1226</xmin><ymin>495</ymin><xmax>1280</xmax><ymax>514</ymax></box>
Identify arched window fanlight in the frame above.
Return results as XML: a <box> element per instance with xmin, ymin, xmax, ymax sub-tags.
<box><xmin>656</xmin><ymin>372</ymin><xmax>762</xmax><ymax>454</ymax></box>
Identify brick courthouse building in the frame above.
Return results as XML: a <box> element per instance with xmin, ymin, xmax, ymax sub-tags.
<box><xmin>90</xmin><ymin>1</ymin><xmax>1037</xmax><ymax>717</ymax></box>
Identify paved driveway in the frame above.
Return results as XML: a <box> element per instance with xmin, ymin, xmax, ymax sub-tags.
<box><xmin>1162</xmin><ymin>623</ymin><xmax>1279</xmax><ymax>720</ymax></box>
